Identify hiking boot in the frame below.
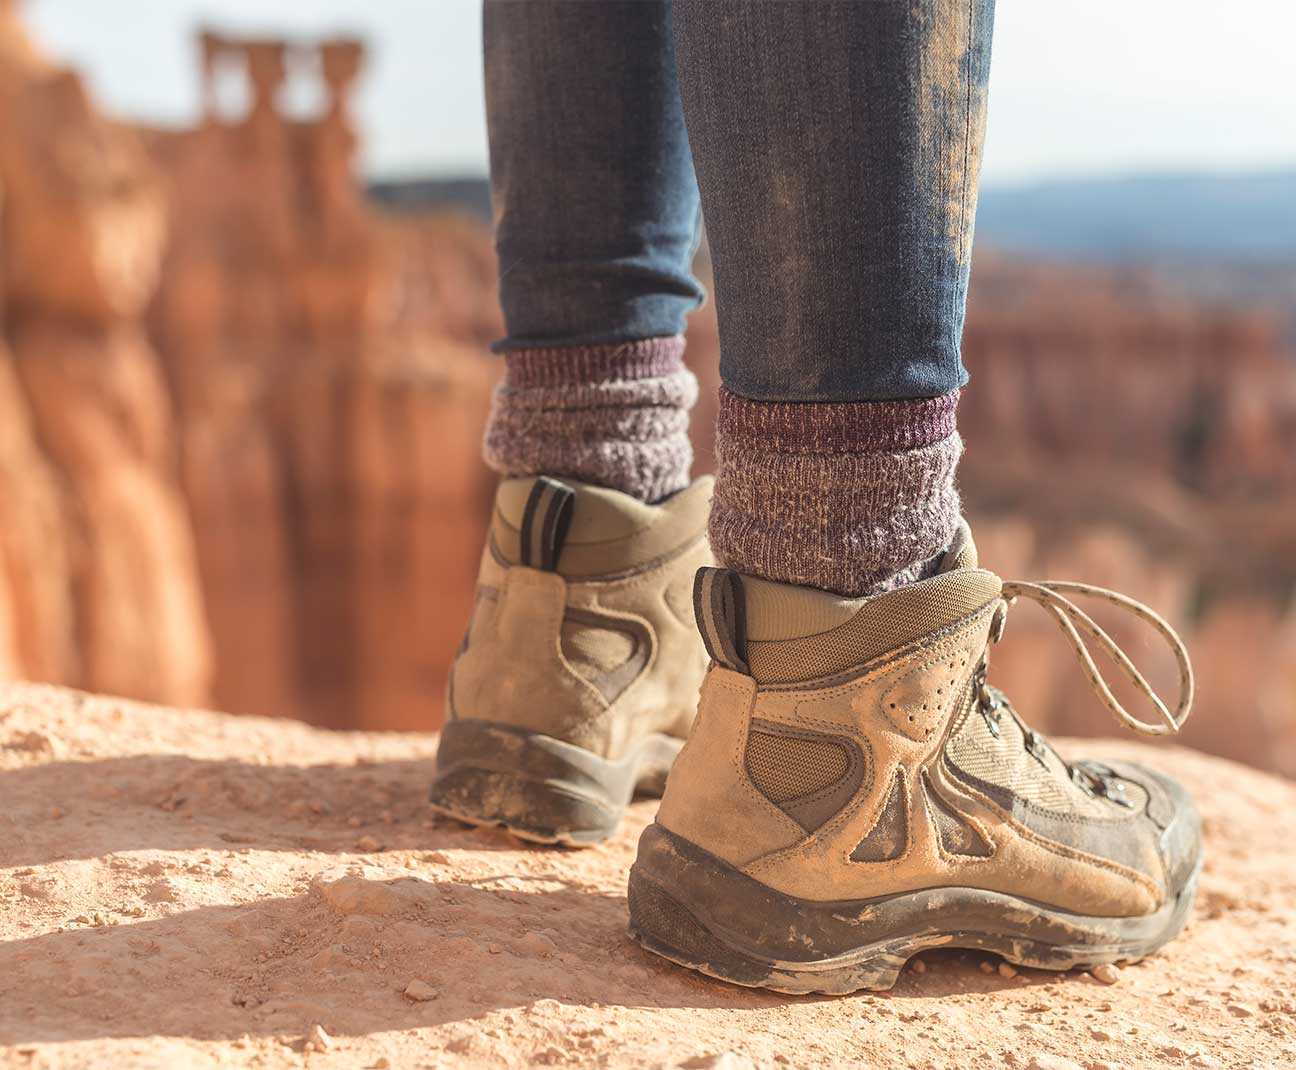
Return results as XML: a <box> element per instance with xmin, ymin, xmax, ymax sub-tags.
<box><xmin>430</xmin><ymin>475</ymin><xmax>712</xmax><ymax>845</ymax></box>
<box><xmin>628</xmin><ymin>522</ymin><xmax>1200</xmax><ymax>992</ymax></box>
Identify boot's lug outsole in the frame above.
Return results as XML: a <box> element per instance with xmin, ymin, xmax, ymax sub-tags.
<box><xmin>627</xmin><ymin>822</ymin><xmax>1202</xmax><ymax>994</ymax></box>
<box><xmin>429</xmin><ymin>720</ymin><xmax>682</xmax><ymax>847</ymax></box>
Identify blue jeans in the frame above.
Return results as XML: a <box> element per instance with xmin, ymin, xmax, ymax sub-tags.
<box><xmin>485</xmin><ymin>0</ymin><xmax>995</xmax><ymax>402</ymax></box>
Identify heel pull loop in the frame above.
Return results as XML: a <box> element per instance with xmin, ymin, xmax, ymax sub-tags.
<box><xmin>693</xmin><ymin>567</ymin><xmax>749</xmax><ymax>674</ymax></box>
<box><xmin>519</xmin><ymin>477</ymin><xmax>575</xmax><ymax>572</ymax></box>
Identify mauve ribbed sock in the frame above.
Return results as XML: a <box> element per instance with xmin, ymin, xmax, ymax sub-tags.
<box><xmin>709</xmin><ymin>387</ymin><xmax>964</xmax><ymax>596</ymax></box>
<box><xmin>483</xmin><ymin>336</ymin><xmax>697</xmax><ymax>503</ymax></box>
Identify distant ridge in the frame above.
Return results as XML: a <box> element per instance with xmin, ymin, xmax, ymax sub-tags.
<box><xmin>369</xmin><ymin>176</ymin><xmax>492</xmax><ymax>220</ymax></box>
<box><xmin>974</xmin><ymin>170</ymin><xmax>1296</xmax><ymax>260</ymax></box>
<box><xmin>369</xmin><ymin>170</ymin><xmax>1296</xmax><ymax>263</ymax></box>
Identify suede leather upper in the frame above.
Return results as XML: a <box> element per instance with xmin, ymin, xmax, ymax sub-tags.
<box><xmin>655</xmin><ymin>527</ymin><xmax>1201</xmax><ymax>920</ymax></box>
<box><xmin>449</xmin><ymin>477</ymin><xmax>712</xmax><ymax>760</ymax></box>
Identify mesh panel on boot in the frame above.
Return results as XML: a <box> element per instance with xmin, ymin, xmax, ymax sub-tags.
<box><xmin>745</xmin><ymin>730</ymin><xmax>850</xmax><ymax>803</ymax></box>
<box><xmin>746</xmin><ymin>571</ymin><xmax>1001</xmax><ymax>686</ymax></box>
<box><xmin>559</xmin><ymin>609</ymin><xmax>650</xmax><ymax>704</ymax></box>
<box><xmin>945</xmin><ymin>692</ymin><xmax>1117</xmax><ymax>819</ymax></box>
<box><xmin>560</xmin><ymin>619</ymin><xmax>635</xmax><ymax>673</ymax></box>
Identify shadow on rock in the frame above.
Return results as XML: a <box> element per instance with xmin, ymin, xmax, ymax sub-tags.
<box><xmin>0</xmin><ymin>753</ymin><xmax>537</xmax><ymax>866</ymax></box>
<box><xmin>0</xmin><ymin>868</ymin><xmax>812</xmax><ymax>1046</ymax></box>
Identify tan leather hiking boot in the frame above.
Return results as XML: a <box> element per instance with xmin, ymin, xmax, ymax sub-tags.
<box><xmin>430</xmin><ymin>475</ymin><xmax>712</xmax><ymax>845</ymax></box>
<box><xmin>628</xmin><ymin>522</ymin><xmax>1201</xmax><ymax>992</ymax></box>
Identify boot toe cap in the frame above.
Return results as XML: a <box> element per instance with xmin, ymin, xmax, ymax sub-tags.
<box><xmin>1110</xmin><ymin>760</ymin><xmax>1203</xmax><ymax>895</ymax></box>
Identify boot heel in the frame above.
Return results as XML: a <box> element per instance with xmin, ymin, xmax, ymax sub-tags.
<box><xmin>628</xmin><ymin>868</ymin><xmax>910</xmax><ymax>993</ymax></box>
<box><xmin>628</xmin><ymin>870</ymin><xmax>787</xmax><ymax>988</ymax></box>
<box><xmin>429</xmin><ymin>719</ymin><xmax>680</xmax><ymax>846</ymax></box>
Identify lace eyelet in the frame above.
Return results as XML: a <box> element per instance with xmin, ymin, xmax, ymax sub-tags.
<box><xmin>1024</xmin><ymin>730</ymin><xmax>1050</xmax><ymax>767</ymax></box>
<box><xmin>1071</xmin><ymin>766</ymin><xmax>1098</xmax><ymax>797</ymax></box>
<box><xmin>1102</xmin><ymin>779</ymin><xmax>1134</xmax><ymax>809</ymax></box>
<box><xmin>1072</xmin><ymin>763</ymin><xmax>1135</xmax><ymax>808</ymax></box>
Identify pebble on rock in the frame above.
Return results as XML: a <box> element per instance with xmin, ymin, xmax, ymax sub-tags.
<box><xmin>1090</xmin><ymin>964</ymin><xmax>1121</xmax><ymax>985</ymax></box>
<box><xmin>304</xmin><ymin>1024</ymin><xmax>332</xmax><ymax>1052</ymax></box>
<box><xmin>404</xmin><ymin>979</ymin><xmax>438</xmax><ymax>1002</ymax></box>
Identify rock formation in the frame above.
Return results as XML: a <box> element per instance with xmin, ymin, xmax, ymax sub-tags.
<box><xmin>146</xmin><ymin>29</ymin><xmax>498</xmax><ymax>727</ymax></box>
<box><xmin>3</xmin><ymin>7</ymin><xmax>498</xmax><ymax>731</ymax></box>
<box><xmin>0</xmin><ymin>4</ymin><xmax>211</xmax><ymax>705</ymax></box>
<box><xmin>0</xmin><ymin>347</ymin><xmax>74</xmax><ymax>686</ymax></box>
<box><xmin>1</xmin><ymin>5</ymin><xmax>1294</xmax><ymax>777</ymax></box>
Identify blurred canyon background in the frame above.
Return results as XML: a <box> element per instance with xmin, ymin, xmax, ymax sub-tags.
<box><xmin>1</xmin><ymin>3</ymin><xmax>1294</xmax><ymax>775</ymax></box>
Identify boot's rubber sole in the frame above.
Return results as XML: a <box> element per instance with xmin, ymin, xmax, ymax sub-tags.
<box><xmin>429</xmin><ymin>719</ymin><xmax>681</xmax><ymax>847</ymax></box>
<box><xmin>628</xmin><ymin>822</ymin><xmax>1201</xmax><ymax>994</ymax></box>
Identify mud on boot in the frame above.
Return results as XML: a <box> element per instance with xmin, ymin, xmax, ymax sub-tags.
<box><xmin>430</xmin><ymin>475</ymin><xmax>712</xmax><ymax>846</ymax></box>
<box><xmin>628</xmin><ymin>521</ymin><xmax>1201</xmax><ymax>991</ymax></box>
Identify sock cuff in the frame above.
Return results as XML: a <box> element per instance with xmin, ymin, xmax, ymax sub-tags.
<box><xmin>710</xmin><ymin>389</ymin><xmax>964</xmax><ymax>595</ymax></box>
<box><xmin>710</xmin><ymin>434</ymin><xmax>964</xmax><ymax>586</ymax></box>
<box><xmin>492</xmin><ymin>370</ymin><xmax>698</xmax><ymax>416</ymax></box>
<box><xmin>501</xmin><ymin>335</ymin><xmax>687</xmax><ymax>390</ymax></box>
<box><xmin>716</xmin><ymin>386</ymin><xmax>960</xmax><ymax>453</ymax></box>
<box><xmin>483</xmin><ymin>337</ymin><xmax>695</xmax><ymax>503</ymax></box>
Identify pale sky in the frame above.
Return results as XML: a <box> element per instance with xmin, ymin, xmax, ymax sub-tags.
<box><xmin>23</xmin><ymin>0</ymin><xmax>1296</xmax><ymax>187</ymax></box>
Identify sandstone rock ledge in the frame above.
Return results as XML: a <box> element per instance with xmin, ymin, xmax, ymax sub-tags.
<box><xmin>1</xmin><ymin>683</ymin><xmax>1293</xmax><ymax>1070</ymax></box>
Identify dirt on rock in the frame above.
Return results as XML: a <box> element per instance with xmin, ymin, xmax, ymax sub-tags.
<box><xmin>1</xmin><ymin>682</ymin><xmax>1293</xmax><ymax>1069</ymax></box>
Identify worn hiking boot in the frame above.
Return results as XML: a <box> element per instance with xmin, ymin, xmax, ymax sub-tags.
<box><xmin>628</xmin><ymin>522</ymin><xmax>1201</xmax><ymax>992</ymax></box>
<box><xmin>430</xmin><ymin>475</ymin><xmax>712</xmax><ymax>845</ymax></box>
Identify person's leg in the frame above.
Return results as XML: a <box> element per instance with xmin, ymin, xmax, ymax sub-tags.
<box><xmin>674</xmin><ymin>0</ymin><xmax>990</xmax><ymax>595</ymax></box>
<box><xmin>480</xmin><ymin>0</ymin><xmax>704</xmax><ymax>504</ymax></box>
<box><xmin>431</xmin><ymin>2</ymin><xmax>713</xmax><ymax>845</ymax></box>
<box><xmin>629</xmin><ymin>0</ymin><xmax>1200</xmax><ymax>994</ymax></box>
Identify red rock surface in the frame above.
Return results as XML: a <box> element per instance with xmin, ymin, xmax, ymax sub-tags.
<box><xmin>2</xmin><ymin>682</ymin><xmax>1293</xmax><ymax>1070</ymax></box>
<box><xmin>1</xmin><ymin>13</ymin><xmax>498</xmax><ymax>731</ymax></box>
<box><xmin>954</xmin><ymin>258</ymin><xmax>1296</xmax><ymax>768</ymax></box>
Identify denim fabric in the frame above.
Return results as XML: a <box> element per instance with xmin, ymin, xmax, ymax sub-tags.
<box><xmin>484</xmin><ymin>0</ymin><xmax>995</xmax><ymax>402</ymax></box>
<box><xmin>484</xmin><ymin>1</ymin><xmax>705</xmax><ymax>350</ymax></box>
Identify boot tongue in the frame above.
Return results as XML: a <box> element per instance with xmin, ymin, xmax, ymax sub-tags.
<box><xmin>937</xmin><ymin>518</ymin><xmax>978</xmax><ymax>573</ymax></box>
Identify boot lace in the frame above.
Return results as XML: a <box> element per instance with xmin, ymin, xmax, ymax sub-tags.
<box><xmin>969</xmin><ymin>579</ymin><xmax>1193</xmax><ymax>805</ymax></box>
<box><xmin>995</xmin><ymin>580</ymin><xmax>1194</xmax><ymax>737</ymax></box>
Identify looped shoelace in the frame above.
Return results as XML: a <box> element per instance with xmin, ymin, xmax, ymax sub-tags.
<box><xmin>997</xmin><ymin>579</ymin><xmax>1195</xmax><ymax>737</ymax></box>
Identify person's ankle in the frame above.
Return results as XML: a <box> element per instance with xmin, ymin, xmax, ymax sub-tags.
<box><xmin>709</xmin><ymin>386</ymin><xmax>963</xmax><ymax>595</ymax></box>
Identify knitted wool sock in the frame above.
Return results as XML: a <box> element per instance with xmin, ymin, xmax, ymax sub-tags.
<box><xmin>710</xmin><ymin>386</ymin><xmax>963</xmax><ymax>596</ymax></box>
<box><xmin>483</xmin><ymin>336</ymin><xmax>698</xmax><ymax>504</ymax></box>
